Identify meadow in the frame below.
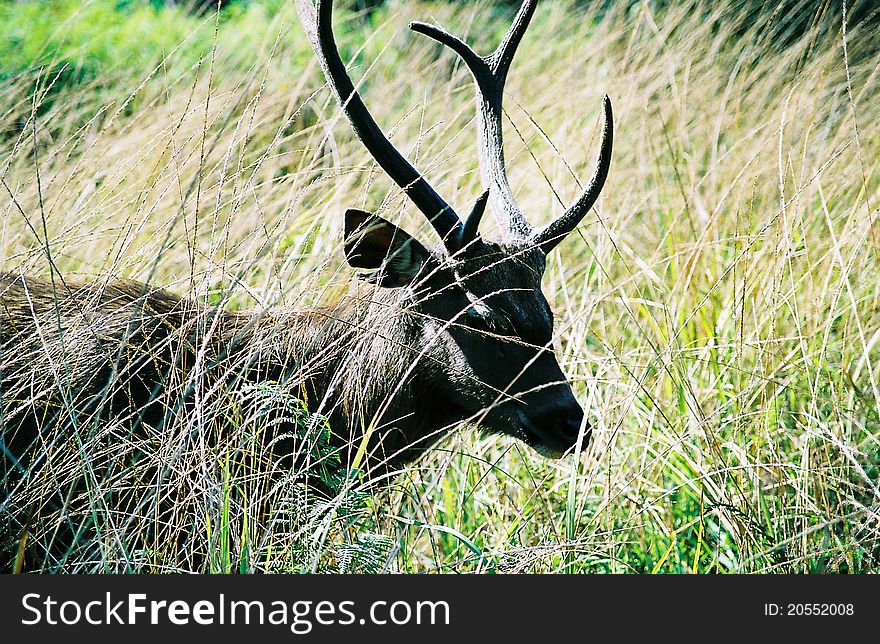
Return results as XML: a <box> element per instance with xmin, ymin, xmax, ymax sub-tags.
<box><xmin>1</xmin><ymin>0</ymin><xmax>878</xmax><ymax>572</ymax></box>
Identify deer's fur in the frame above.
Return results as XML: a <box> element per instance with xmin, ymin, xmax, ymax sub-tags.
<box><xmin>0</xmin><ymin>0</ymin><xmax>612</xmax><ymax>571</ymax></box>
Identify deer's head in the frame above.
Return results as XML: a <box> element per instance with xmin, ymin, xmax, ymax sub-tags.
<box><xmin>298</xmin><ymin>0</ymin><xmax>612</xmax><ymax>458</ymax></box>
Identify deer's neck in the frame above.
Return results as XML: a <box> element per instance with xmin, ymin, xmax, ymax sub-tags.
<box><xmin>237</xmin><ymin>289</ymin><xmax>458</xmax><ymax>472</ymax></box>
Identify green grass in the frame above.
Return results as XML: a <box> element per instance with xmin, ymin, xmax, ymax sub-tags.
<box><xmin>1</xmin><ymin>0</ymin><xmax>879</xmax><ymax>572</ymax></box>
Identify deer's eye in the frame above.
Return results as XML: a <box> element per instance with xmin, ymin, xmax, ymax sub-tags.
<box><xmin>465</xmin><ymin>308</ymin><xmax>515</xmax><ymax>338</ymax></box>
<box><xmin>491</xmin><ymin>311</ymin><xmax>517</xmax><ymax>338</ymax></box>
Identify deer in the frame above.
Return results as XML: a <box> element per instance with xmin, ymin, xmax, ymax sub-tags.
<box><xmin>0</xmin><ymin>0</ymin><xmax>611</xmax><ymax>570</ymax></box>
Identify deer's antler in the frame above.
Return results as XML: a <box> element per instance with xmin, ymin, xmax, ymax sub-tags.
<box><xmin>297</xmin><ymin>0</ymin><xmax>467</xmax><ymax>252</ymax></box>
<box><xmin>299</xmin><ymin>0</ymin><xmax>612</xmax><ymax>255</ymax></box>
<box><xmin>411</xmin><ymin>0</ymin><xmax>613</xmax><ymax>251</ymax></box>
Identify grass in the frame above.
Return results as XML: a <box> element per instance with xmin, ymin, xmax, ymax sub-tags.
<box><xmin>1</xmin><ymin>0</ymin><xmax>879</xmax><ymax>572</ymax></box>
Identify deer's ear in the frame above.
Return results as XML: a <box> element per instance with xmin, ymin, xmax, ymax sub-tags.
<box><xmin>343</xmin><ymin>209</ymin><xmax>430</xmax><ymax>288</ymax></box>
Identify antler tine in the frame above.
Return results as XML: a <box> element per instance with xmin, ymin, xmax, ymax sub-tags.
<box><xmin>297</xmin><ymin>0</ymin><xmax>464</xmax><ymax>252</ymax></box>
<box><xmin>489</xmin><ymin>0</ymin><xmax>539</xmax><ymax>79</ymax></box>
<box><xmin>411</xmin><ymin>0</ymin><xmax>540</xmax><ymax>241</ymax></box>
<box><xmin>461</xmin><ymin>189</ymin><xmax>490</xmax><ymax>248</ymax></box>
<box><xmin>532</xmin><ymin>95</ymin><xmax>613</xmax><ymax>253</ymax></box>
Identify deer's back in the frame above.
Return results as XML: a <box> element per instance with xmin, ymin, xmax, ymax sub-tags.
<box><xmin>0</xmin><ymin>273</ymin><xmax>313</xmax><ymax>570</ymax></box>
<box><xmin>0</xmin><ymin>273</ymin><xmax>210</xmax><ymax>467</ymax></box>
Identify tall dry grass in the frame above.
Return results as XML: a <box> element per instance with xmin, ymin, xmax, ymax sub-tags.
<box><xmin>1</xmin><ymin>0</ymin><xmax>878</xmax><ymax>572</ymax></box>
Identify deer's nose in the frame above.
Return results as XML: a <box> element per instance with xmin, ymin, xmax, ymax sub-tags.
<box><xmin>529</xmin><ymin>402</ymin><xmax>591</xmax><ymax>456</ymax></box>
<box><xmin>553</xmin><ymin>405</ymin><xmax>591</xmax><ymax>451</ymax></box>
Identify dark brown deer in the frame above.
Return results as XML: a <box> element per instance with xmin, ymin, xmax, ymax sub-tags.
<box><xmin>0</xmin><ymin>0</ymin><xmax>611</xmax><ymax>570</ymax></box>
